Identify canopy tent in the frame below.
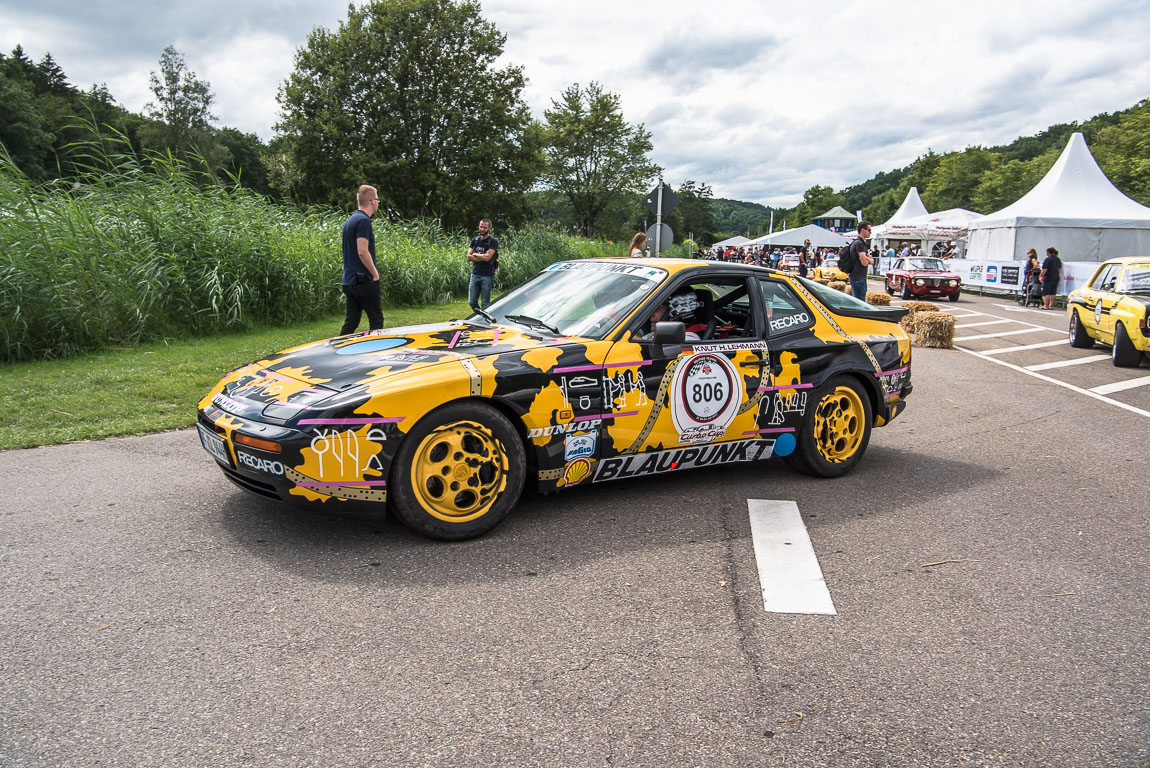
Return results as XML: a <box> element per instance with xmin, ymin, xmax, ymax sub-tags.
<box><xmin>879</xmin><ymin>208</ymin><xmax>985</xmax><ymax>241</ymax></box>
<box><xmin>747</xmin><ymin>224</ymin><xmax>852</xmax><ymax>248</ymax></box>
<box><xmin>966</xmin><ymin>132</ymin><xmax>1150</xmax><ymax>262</ymax></box>
<box><xmin>872</xmin><ymin>187</ymin><xmax>929</xmax><ymax>239</ymax></box>
<box><xmin>712</xmin><ymin>235</ymin><xmax>751</xmax><ymax>247</ymax></box>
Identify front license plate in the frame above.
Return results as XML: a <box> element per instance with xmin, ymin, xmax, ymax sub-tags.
<box><xmin>197</xmin><ymin>424</ymin><xmax>233</xmax><ymax>468</ymax></box>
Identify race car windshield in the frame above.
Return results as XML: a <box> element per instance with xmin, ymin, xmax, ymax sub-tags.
<box><xmin>481</xmin><ymin>261</ymin><xmax>668</xmax><ymax>338</ymax></box>
<box><xmin>1120</xmin><ymin>265</ymin><xmax>1150</xmax><ymax>293</ymax></box>
<box><xmin>908</xmin><ymin>258</ymin><xmax>946</xmax><ymax>271</ymax></box>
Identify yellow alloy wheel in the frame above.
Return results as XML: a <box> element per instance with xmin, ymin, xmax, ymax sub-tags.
<box><xmin>409</xmin><ymin>420</ymin><xmax>509</xmax><ymax>523</ymax></box>
<box><xmin>813</xmin><ymin>385</ymin><xmax>866</xmax><ymax>464</ymax></box>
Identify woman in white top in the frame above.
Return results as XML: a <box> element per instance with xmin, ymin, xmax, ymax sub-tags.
<box><xmin>627</xmin><ymin>232</ymin><xmax>647</xmax><ymax>257</ymax></box>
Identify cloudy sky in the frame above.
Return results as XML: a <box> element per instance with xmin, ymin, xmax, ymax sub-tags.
<box><xmin>3</xmin><ymin>0</ymin><xmax>1149</xmax><ymax>206</ymax></box>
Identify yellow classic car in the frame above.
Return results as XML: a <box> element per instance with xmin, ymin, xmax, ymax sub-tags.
<box><xmin>1066</xmin><ymin>257</ymin><xmax>1150</xmax><ymax>367</ymax></box>
<box><xmin>814</xmin><ymin>257</ymin><xmax>849</xmax><ymax>281</ymax></box>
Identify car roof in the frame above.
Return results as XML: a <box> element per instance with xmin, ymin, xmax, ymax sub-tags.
<box><xmin>1099</xmin><ymin>256</ymin><xmax>1150</xmax><ymax>265</ymax></box>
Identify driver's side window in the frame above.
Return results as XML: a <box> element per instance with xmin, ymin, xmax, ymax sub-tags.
<box><xmin>759</xmin><ymin>280</ymin><xmax>814</xmax><ymax>337</ymax></box>
<box><xmin>1091</xmin><ymin>265</ymin><xmax>1116</xmax><ymax>291</ymax></box>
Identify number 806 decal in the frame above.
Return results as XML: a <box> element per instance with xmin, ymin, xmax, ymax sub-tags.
<box><xmin>671</xmin><ymin>353</ymin><xmax>742</xmax><ymax>444</ymax></box>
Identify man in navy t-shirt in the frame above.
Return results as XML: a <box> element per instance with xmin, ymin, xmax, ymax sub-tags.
<box><xmin>466</xmin><ymin>218</ymin><xmax>498</xmax><ymax>313</ymax></box>
<box><xmin>340</xmin><ymin>185</ymin><xmax>383</xmax><ymax>335</ymax></box>
<box><xmin>847</xmin><ymin>221</ymin><xmax>874</xmax><ymax>302</ymax></box>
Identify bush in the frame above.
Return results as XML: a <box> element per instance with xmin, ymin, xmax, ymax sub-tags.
<box><xmin>0</xmin><ymin>136</ymin><xmax>614</xmax><ymax>362</ymax></box>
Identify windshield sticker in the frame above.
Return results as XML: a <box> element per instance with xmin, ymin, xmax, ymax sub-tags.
<box><xmin>335</xmin><ymin>337</ymin><xmax>410</xmax><ymax>355</ymax></box>
<box><xmin>546</xmin><ymin>261</ymin><xmax>667</xmax><ymax>281</ymax></box>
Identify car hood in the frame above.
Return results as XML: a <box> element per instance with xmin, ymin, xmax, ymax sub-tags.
<box><xmin>901</xmin><ymin>269</ymin><xmax>960</xmax><ymax>279</ymax></box>
<box><xmin>248</xmin><ymin>321</ymin><xmax>562</xmax><ymax>392</ymax></box>
<box><xmin>205</xmin><ymin>320</ymin><xmax>571</xmax><ymax>422</ymax></box>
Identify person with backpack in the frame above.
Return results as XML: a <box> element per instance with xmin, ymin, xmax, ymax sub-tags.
<box><xmin>840</xmin><ymin>221</ymin><xmax>874</xmax><ymax>301</ymax></box>
<box><xmin>1039</xmin><ymin>246</ymin><xmax>1062</xmax><ymax>310</ymax></box>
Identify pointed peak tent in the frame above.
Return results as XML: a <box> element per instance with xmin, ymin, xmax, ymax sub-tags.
<box><xmin>966</xmin><ymin>132</ymin><xmax>1150</xmax><ymax>262</ymax></box>
<box><xmin>873</xmin><ymin>187</ymin><xmax>929</xmax><ymax>237</ymax></box>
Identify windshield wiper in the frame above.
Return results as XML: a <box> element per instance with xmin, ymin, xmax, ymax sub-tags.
<box><xmin>504</xmin><ymin>314</ymin><xmax>560</xmax><ymax>334</ymax></box>
<box><xmin>471</xmin><ymin>307</ymin><xmax>496</xmax><ymax>323</ymax></box>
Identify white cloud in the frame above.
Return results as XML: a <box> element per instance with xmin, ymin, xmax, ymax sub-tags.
<box><xmin>2</xmin><ymin>0</ymin><xmax>1149</xmax><ymax>207</ymax></box>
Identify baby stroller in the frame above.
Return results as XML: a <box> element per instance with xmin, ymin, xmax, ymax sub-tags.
<box><xmin>1018</xmin><ymin>271</ymin><xmax>1043</xmax><ymax>307</ymax></box>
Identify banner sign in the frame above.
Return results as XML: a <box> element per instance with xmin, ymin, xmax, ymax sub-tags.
<box><xmin>948</xmin><ymin>259</ymin><xmax>1102</xmax><ymax>296</ymax></box>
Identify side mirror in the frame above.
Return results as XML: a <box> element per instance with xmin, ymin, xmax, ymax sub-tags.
<box><xmin>653</xmin><ymin>321</ymin><xmax>686</xmax><ymax>358</ymax></box>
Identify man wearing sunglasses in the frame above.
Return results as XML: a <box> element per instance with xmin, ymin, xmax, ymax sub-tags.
<box><xmin>846</xmin><ymin>221</ymin><xmax>874</xmax><ymax>302</ymax></box>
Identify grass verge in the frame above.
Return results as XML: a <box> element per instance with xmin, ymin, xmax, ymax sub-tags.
<box><xmin>0</xmin><ymin>299</ymin><xmax>472</xmax><ymax>451</ymax></box>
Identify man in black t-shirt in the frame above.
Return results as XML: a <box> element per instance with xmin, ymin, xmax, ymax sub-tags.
<box><xmin>339</xmin><ymin>184</ymin><xmax>383</xmax><ymax>335</ymax></box>
<box><xmin>847</xmin><ymin>221</ymin><xmax>874</xmax><ymax>302</ymax></box>
<box><xmin>466</xmin><ymin>218</ymin><xmax>499</xmax><ymax>313</ymax></box>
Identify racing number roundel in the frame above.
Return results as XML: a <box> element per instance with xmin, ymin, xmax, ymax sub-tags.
<box><xmin>671</xmin><ymin>353</ymin><xmax>741</xmax><ymax>444</ymax></box>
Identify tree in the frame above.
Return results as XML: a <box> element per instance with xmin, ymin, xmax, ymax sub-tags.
<box><xmin>1092</xmin><ymin>98</ymin><xmax>1150</xmax><ymax>206</ymax></box>
<box><xmin>276</xmin><ymin>0</ymin><xmax>543</xmax><ymax>228</ymax></box>
<box><xmin>143</xmin><ymin>46</ymin><xmax>216</xmax><ymax>154</ymax></box>
<box><xmin>667</xmin><ymin>180</ymin><xmax>715</xmax><ymax>244</ymax></box>
<box><xmin>922</xmin><ymin>148</ymin><xmax>998</xmax><ymax>211</ymax></box>
<box><xmin>542</xmin><ymin>81</ymin><xmax>660</xmax><ymax>237</ymax></box>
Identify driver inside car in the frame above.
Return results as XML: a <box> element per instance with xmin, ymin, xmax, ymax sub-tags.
<box><xmin>637</xmin><ymin>288</ymin><xmax>706</xmax><ymax>341</ymax></box>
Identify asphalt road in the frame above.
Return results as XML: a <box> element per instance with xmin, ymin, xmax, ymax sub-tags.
<box><xmin>2</xmin><ymin>292</ymin><xmax>1148</xmax><ymax>768</ymax></box>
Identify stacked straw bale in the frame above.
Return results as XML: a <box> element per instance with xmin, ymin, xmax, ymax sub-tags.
<box><xmin>866</xmin><ymin>292</ymin><xmax>891</xmax><ymax>306</ymax></box>
<box><xmin>910</xmin><ymin>312</ymin><xmax>955</xmax><ymax>348</ymax></box>
<box><xmin>828</xmin><ymin>280</ymin><xmax>849</xmax><ymax>294</ymax></box>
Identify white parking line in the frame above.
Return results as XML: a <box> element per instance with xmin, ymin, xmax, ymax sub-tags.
<box><xmin>954</xmin><ymin>327</ymin><xmax>1063</xmax><ymax>342</ymax></box>
<box><xmin>954</xmin><ymin>347</ymin><xmax>1150</xmax><ymax>419</ymax></box>
<box><xmin>981</xmin><ymin>339</ymin><xmax>1069</xmax><ymax>354</ymax></box>
<box><xmin>1025</xmin><ymin>354</ymin><xmax>1111</xmax><ymax>371</ymax></box>
<box><xmin>748</xmin><ymin>499</ymin><xmax>836</xmax><ymax>616</ymax></box>
<box><xmin>955</xmin><ymin>319</ymin><xmax>1016</xmax><ymax>328</ymax></box>
<box><xmin>1091</xmin><ymin>375</ymin><xmax>1150</xmax><ymax>395</ymax></box>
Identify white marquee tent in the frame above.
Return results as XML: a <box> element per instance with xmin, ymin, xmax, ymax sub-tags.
<box><xmin>966</xmin><ymin>132</ymin><xmax>1150</xmax><ymax>262</ymax></box>
<box><xmin>872</xmin><ymin>187</ymin><xmax>929</xmax><ymax>239</ymax></box>
<box><xmin>746</xmin><ymin>224</ymin><xmax>852</xmax><ymax>248</ymax></box>
<box><xmin>712</xmin><ymin>235</ymin><xmax>751</xmax><ymax>247</ymax></box>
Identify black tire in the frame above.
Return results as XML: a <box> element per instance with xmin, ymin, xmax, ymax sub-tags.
<box><xmin>947</xmin><ymin>290</ymin><xmax>960</xmax><ymax>303</ymax></box>
<box><xmin>901</xmin><ymin>283</ymin><xmax>912</xmax><ymax>300</ymax></box>
<box><xmin>884</xmin><ymin>279</ymin><xmax>894</xmax><ymax>296</ymax></box>
<box><xmin>390</xmin><ymin>402</ymin><xmax>525</xmax><ymax>540</ymax></box>
<box><xmin>1112</xmin><ymin>322</ymin><xmax>1142</xmax><ymax>368</ymax></box>
<box><xmin>1068</xmin><ymin>309</ymin><xmax>1094</xmax><ymax>349</ymax></box>
<box><xmin>783</xmin><ymin>374</ymin><xmax>873</xmax><ymax>478</ymax></box>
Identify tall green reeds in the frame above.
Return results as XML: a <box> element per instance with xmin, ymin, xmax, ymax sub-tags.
<box><xmin>0</xmin><ymin>132</ymin><xmax>616</xmax><ymax>362</ymax></box>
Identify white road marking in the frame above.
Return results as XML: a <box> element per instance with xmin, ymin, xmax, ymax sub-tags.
<box><xmin>1000</xmin><ymin>305</ymin><xmax>1056</xmax><ymax>315</ymax></box>
<box><xmin>981</xmin><ymin>339</ymin><xmax>1069</xmax><ymax>354</ymax></box>
<box><xmin>1025</xmin><ymin>354</ymin><xmax>1111</xmax><ymax>371</ymax></box>
<box><xmin>954</xmin><ymin>327</ymin><xmax>1063</xmax><ymax>342</ymax></box>
<box><xmin>955</xmin><ymin>319</ymin><xmax>1016</xmax><ymax>328</ymax></box>
<box><xmin>953</xmin><ymin>346</ymin><xmax>1150</xmax><ymax>419</ymax></box>
<box><xmin>748</xmin><ymin>499</ymin><xmax>836</xmax><ymax>616</ymax></box>
<box><xmin>1091</xmin><ymin>375</ymin><xmax>1150</xmax><ymax>395</ymax></box>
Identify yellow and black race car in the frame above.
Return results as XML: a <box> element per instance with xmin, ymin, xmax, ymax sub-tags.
<box><xmin>198</xmin><ymin>259</ymin><xmax>913</xmax><ymax>540</ymax></box>
<box><xmin>1067</xmin><ymin>257</ymin><xmax>1150</xmax><ymax>367</ymax></box>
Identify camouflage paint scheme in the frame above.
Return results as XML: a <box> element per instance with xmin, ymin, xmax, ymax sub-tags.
<box><xmin>197</xmin><ymin>258</ymin><xmax>912</xmax><ymax>513</ymax></box>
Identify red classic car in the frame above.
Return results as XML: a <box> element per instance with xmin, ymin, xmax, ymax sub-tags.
<box><xmin>884</xmin><ymin>257</ymin><xmax>961</xmax><ymax>302</ymax></box>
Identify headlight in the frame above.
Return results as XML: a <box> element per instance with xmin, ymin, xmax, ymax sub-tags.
<box><xmin>948</xmin><ymin>280</ymin><xmax>957</xmax><ymax>287</ymax></box>
<box><xmin>914</xmin><ymin>279</ymin><xmax>924</xmax><ymax>286</ymax></box>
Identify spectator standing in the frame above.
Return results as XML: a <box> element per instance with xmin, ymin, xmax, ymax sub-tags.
<box><xmin>627</xmin><ymin>232</ymin><xmax>647</xmax><ymax>257</ymax></box>
<box><xmin>467</xmin><ymin>218</ymin><xmax>499</xmax><ymax>313</ymax></box>
<box><xmin>798</xmin><ymin>239</ymin><xmax>811</xmax><ymax>278</ymax></box>
<box><xmin>846</xmin><ymin>221</ymin><xmax>874</xmax><ymax>301</ymax></box>
<box><xmin>339</xmin><ymin>184</ymin><xmax>383</xmax><ymax>336</ymax></box>
<box><xmin>1040</xmin><ymin>246</ymin><xmax>1062</xmax><ymax>310</ymax></box>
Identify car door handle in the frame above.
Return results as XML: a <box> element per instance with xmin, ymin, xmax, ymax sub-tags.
<box><xmin>739</xmin><ymin>359</ymin><xmax>768</xmax><ymax>368</ymax></box>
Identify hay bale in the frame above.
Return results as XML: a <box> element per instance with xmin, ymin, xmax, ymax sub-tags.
<box><xmin>813</xmin><ymin>278</ymin><xmax>830</xmax><ymax>286</ymax></box>
<box><xmin>866</xmin><ymin>292</ymin><xmax>891</xmax><ymax>306</ymax></box>
<box><xmin>910</xmin><ymin>312</ymin><xmax>955</xmax><ymax>348</ymax></box>
<box><xmin>828</xmin><ymin>280</ymin><xmax>849</xmax><ymax>294</ymax></box>
<box><xmin>902</xmin><ymin>301</ymin><xmax>940</xmax><ymax>314</ymax></box>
